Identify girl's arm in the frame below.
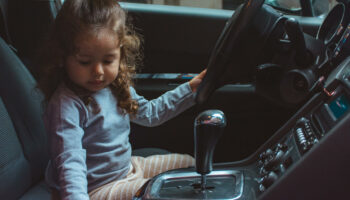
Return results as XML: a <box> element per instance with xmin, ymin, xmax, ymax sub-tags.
<box><xmin>45</xmin><ymin>94</ymin><xmax>89</xmax><ymax>200</ymax></box>
<box><xmin>130</xmin><ymin>69</ymin><xmax>206</xmax><ymax>127</ymax></box>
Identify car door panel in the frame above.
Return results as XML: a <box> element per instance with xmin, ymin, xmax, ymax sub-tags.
<box><xmin>130</xmin><ymin>82</ymin><xmax>294</xmax><ymax>162</ymax></box>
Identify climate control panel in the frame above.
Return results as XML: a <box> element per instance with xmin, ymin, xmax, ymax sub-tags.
<box><xmin>257</xmin><ymin>142</ymin><xmax>292</xmax><ymax>192</ymax></box>
<box><xmin>294</xmin><ymin>117</ymin><xmax>320</xmax><ymax>154</ymax></box>
<box><xmin>256</xmin><ymin>114</ymin><xmax>324</xmax><ymax>192</ymax></box>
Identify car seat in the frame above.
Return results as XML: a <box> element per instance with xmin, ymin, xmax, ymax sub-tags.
<box><xmin>0</xmin><ymin>35</ymin><xmax>50</xmax><ymax>199</ymax></box>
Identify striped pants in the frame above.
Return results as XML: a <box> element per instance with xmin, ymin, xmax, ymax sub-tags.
<box><xmin>89</xmin><ymin>154</ymin><xmax>195</xmax><ymax>200</ymax></box>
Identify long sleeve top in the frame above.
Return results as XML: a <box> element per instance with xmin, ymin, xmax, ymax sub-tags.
<box><xmin>44</xmin><ymin>82</ymin><xmax>195</xmax><ymax>200</ymax></box>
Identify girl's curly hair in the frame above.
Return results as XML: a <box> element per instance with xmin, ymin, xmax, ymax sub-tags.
<box><xmin>37</xmin><ymin>0</ymin><xmax>141</xmax><ymax>114</ymax></box>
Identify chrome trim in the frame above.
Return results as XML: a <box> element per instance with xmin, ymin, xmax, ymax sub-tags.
<box><xmin>194</xmin><ymin>110</ymin><xmax>226</xmax><ymax>127</ymax></box>
<box><xmin>143</xmin><ymin>170</ymin><xmax>244</xmax><ymax>200</ymax></box>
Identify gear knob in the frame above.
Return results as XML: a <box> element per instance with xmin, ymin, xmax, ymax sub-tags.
<box><xmin>194</xmin><ymin>109</ymin><xmax>226</xmax><ymax>176</ymax></box>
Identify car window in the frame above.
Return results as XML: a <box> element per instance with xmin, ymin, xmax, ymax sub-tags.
<box><xmin>265</xmin><ymin>0</ymin><xmax>301</xmax><ymax>11</ymax></box>
<box><xmin>266</xmin><ymin>0</ymin><xmax>337</xmax><ymax>16</ymax></box>
<box><xmin>312</xmin><ymin>0</ymin><xmax>338</xmax><ymax>16</ymax></box>
<box><xmin>60</xmin><ymin>0</ymin><xmax>336</xmax><ymax>16</ymax></box>
<box><xmin>119</xmin><ymin>0</ymin><xmax>245</xmax><ymax>10</ymax></box>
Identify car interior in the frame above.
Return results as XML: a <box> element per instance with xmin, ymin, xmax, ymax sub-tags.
<box><xmin>0</xmin><ymin>0</ymin><xmax>349</xmax><ymax>199</ymax></box>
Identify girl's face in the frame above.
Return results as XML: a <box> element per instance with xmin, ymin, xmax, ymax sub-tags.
<box><xmin>65</xmin><ymin>28</ymin><xmax>121</xmax><ymax>92</ymax></box>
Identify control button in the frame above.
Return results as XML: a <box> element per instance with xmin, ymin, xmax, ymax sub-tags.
<box><xmin>301</xmin><ymin>142</ymin><xmax>309</xmax><ymax>152</ymax></box>
<box><xmin>305</xmin><ymin>129</ymin><xmax>313</xmax><ymax>138</ymax></box>
<box><xmin>259</xmin><ymin>184</ymin><xmax>266</xmax><ymax>192</ymax></box>
<box><xmin>259</xmin><ymin>166</ymin><xmax>268</xmax><ymax>176</ymax></box>
<box><xmin>282</xmin><ymin>156</ymin><xmax>293</xmax><ymax>169</ymax></box>
<box><xmin>276</xmin><ymin>143</ymin><xmax>288</xmax><ymax>152</ymax></box>
<box><xmin>275</xmin><ymin>150</ymin><xmax>285</xmax><ymax>162</ymax></box>
<box><xmin>263</xmin><ymin>159</ymin><xmax>274</xmax><ymax>171</ymax></box>
<box><xmin>296</xmin><ymin>128</ymin><xmax>307</xmax><ymax>146</ymax></box>
<box><xmin>310</xmin><ymin>137</ymin><xmax>319</xmax><ymax>145</ymax></box>
<box><xmin>306</xmin><ymin>140</ymin><xmax>313</xmax><ymax>148</ymax></box>
<box><xmin>259</xmin><ymin>149</ymin><xmax>273</xmax><ymax>161</ymax></box>
<box><xmin>260</xmin><ymin>171</ymin><xmax>278</xmax><ymax>189</ymax></box>
<box><xmin>296</xmin><ymin>117</ymin><xmax>309</xmax><ymax>125</ymax></box>
<box><xmin>266</xmin><ymin>149</ymin><xmax>273</xmax><ymax>156</ymax></box>
<box><xmin>263</xmin><ymin>150</ymin><xmax>285</xmax><ymax>171</ymax></box>
<box><xmin>259</xmin><ymin>152</ymin><xmax>267</xmax><ymax>160</ymax></box>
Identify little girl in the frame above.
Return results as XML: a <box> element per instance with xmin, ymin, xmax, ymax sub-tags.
<box><xmin>36</xmin><ymin>0</ymin><xmax>206</xmax><ymax>199</ymax></box>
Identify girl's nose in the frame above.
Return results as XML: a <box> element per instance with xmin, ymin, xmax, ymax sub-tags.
<box><xmin>92</xmin><ymin>63</ymin><xmax>104</xmax><ymax>75</ymax></box>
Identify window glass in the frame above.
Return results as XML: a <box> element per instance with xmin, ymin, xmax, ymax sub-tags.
<box><xmin>312</xmin><ymin>0</ymin><xmax>337</xmax><ymax>16</ymax></box>
<box><xmin>61</xmin><ymin>0</ymin><xmax>337</xmax><ymax>16</ymax></box>
<box><xmin>265</xmin><ymin>0</ymin><xmax>301</xmax><ymax>11</ymax></box>
<box><xmin>266</xmin><ymin>0</ymin><xmax>337</xmax><ymax>16</ymax></box>
<box><xmin>119</xmin><ymin>0</ymin><xmax>245</xmax><ymax>10</ymax></box>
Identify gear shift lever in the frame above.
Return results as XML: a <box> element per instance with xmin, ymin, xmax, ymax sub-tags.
<box><xmin>194</xmin><ymin>109</ymin><xmax>226</xmax><ymax>190</ymax></box>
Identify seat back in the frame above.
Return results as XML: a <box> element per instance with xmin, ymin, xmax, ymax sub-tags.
<box><xmin>0</xmin><ymin>36</ymin><xmax>48</xmax><ymax>199</ymax></box>
<box><xmin>1</xmin><ymin>0</ymin><xmax>61</xmax><ymax>78</ymax></box>
<box><xmin>0</xmin><ymin>0</ymin><xmax>12</xmax><ymax>45</ymax></box>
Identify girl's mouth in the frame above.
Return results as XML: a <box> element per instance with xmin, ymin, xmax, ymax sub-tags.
<box><xmin>88</xmin><ymin>80</ymin><xmax>104</xmax><ymax>85</ymax></box>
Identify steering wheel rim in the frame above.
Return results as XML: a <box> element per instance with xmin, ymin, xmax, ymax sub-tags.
<box><xmin>195</xmin><ymin>0</ymin><xmax>265</xmax><ymax>105</ymax></box>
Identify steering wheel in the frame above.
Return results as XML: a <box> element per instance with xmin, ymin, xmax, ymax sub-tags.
<box><xmin>195</xmin><ymin>0</ymin><xmax>277</xmax><ymax>105</ymax></box>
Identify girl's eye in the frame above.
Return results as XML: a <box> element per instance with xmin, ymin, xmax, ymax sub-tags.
<box><xmin>79</xmin><ymin>61</ymin><xmax>91</xmax><ymax>66</ymax></box>
<box><xmin>103</xmin><ymin>60</ymin><xmax>114</xmax><ymax>65</ymax></box>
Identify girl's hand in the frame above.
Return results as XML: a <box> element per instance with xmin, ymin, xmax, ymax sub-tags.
<box><xmin>189</xmin><ymin>69</ymin><xmax>207</xmax><ymax>93</ymax></box>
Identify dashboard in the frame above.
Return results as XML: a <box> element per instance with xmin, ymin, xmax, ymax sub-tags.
<box><xmin>318</xmin><ymin>2</ymin><xmax>350</xmax><ymax>66</ymax></box>
<box><xmin>257</xmin><ymin>55</ymin><xmax>350</xmax><ymax>200</ymax></box>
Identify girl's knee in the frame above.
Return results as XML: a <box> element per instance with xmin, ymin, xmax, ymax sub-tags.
<box><xmin>143</xmin><ymin>154</ymin><xmax>195</xmax><ymax>178</ymax></box>
<box><xmin>90</xmin><ymin>179</ymin><xmax>148</xmax><ymax>200</ymax></box>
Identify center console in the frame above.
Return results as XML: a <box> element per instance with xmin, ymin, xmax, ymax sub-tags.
<box><xmin>134</xmin><ymin>57</ymin><xmax>350</xmax><ymax>200</ymax></box>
